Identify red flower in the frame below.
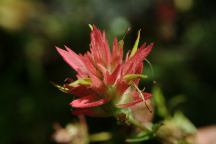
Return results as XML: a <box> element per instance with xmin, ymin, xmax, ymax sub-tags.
<box><xmin>55</xmin><ymin>25</ymin><xmax>153</xmax><ymax>116</ymax></box>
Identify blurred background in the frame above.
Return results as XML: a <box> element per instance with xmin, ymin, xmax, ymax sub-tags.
<box><xmin>0</xmin><ymin>0</ymin><xmax>215</xmax><ymax>143</ymax></box>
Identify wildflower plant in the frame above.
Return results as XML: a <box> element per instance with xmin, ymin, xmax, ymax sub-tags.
<box><xmin>53</xmin><ymin>25</ymin><xmax>198</xmax><ymax>143</ymax></box>
<box><xmin>54</xmin><ymin>25</ymin><xmax>153</xmax><ymax>119</ymax></box>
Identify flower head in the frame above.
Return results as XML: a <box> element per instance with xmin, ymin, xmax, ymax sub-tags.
<box><xmin>55</xmin><ymin>25</ymin><xmax>153</xmax><ymax>116</ymax></box>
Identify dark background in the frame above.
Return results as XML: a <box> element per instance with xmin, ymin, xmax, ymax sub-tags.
<box><xmin>0</xmin><ymin>0</ymin><xmax>215</xmax><ymax>143</ymax></box>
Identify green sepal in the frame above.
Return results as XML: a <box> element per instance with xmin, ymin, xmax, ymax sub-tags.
<box><xmin>88</xmin><ymin>24</ymin><xmax>93</xmax><ymax>31</ymax></box>
<box><xmin>118</xmin><ymin>40</ymin><xmax>124</xmax><ymax>48</ymax></box>
<box><xmin>68</xmin><ymin>78</ymin><xmax>91</xmax><ymax>87</ymax></box>
<box><xmin>51</xmin><ymin>82</ymin><xmax>69</xmax><ymax>93</ymax></box>
<box><xmin>130</xmin><ymin>29</ymin><xmax>141</xmax><ymax>58</ymax></box>
<box><xmin>123</xmin><ymin>74</ymin><xmax>148</xmax><ymax>81</ymax></box>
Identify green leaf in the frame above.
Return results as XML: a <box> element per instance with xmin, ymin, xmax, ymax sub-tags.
<box><xmin>152</xmin><ymin>86</ymin><xmax>170</xmax><ymax>118</ymax></box>
<box><xmin>130</xmin><ymin>29</ymin><xmax>141</xmax><ymax>58</ymax></box>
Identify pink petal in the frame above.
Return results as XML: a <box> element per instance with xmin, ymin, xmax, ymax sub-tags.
<box><xmin>89</xmin><ymin>74</ymin><xmax>105</xmax><ymax>94</ymax></box>
<box><xmin>90</xmin><ymin>26</ymin><xmax>112</xmax><ymax>67</ymax></box>
<box><xmin>123</xmin><ymin>43</ymin><xmax>153</xmax><ymax>75</ymax></box>
<box><xmin>116</xmin><ymin>81</ymin><xmax>130</xmax><ymax>95</ymax></box>
<box><xmin>96</xmin><ymin>63</ymin><xmax>107</xmax><ymax>75</ymax></box>
<box><xmin>64</xmin><ymin>85</ymin><xmax>95</xmax><ymax>97</ymax></box>
<box><xmin>132</xmin><ymin>92</ymin><xmax>152</xmax><ymax>101</ymax></box>
<box><xmin>116</xmin><ymin>92</ymin><xmax>152</xmax><ymax>108</ymax></box>
<box><xmin>104</xmin><ymin>64</ymin><xmax>122</xmax><ymax>85</ymax></box>
<box><xmin>56</xmin><ymin>46</ymin><xmax>88</xmax><ymax>76</ymax></box>
<box><xmin>116</xmin><ymin>99</ymin><xmax>142</xmax><ymax>108</ymax></box>
<box><xmin>70</xmin><ymin>95</ymin><xmax>108</xmax><ymax>108</ymax></box>
<box><xmin>133</xmin><ymin>63</ymin><xmax>143</xmax><ymax>85</ymax></box>
<box><xmin>142</xmin><ymin>92</ymin><xmax>152</xmax><ymax>99</ymax></box>
<box><xmin>80</xmin><ymin>53</ymin><xmax>102</xmax><ymax>78</ymax></box>
<box><xmin>111</xmin><ymin>38</ymin><xmax>123</xmax><ymax>68</ymax></box>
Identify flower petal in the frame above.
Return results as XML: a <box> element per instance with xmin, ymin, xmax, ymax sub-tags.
<box><xmin>56</xmin><ymin>46</ymin><xmax>88</xmax><ymax>76</ymax></box>
<box><xmin>90</xmin><ymin>26</ymin><xmax>111</xmax><ymax>67</ymax></box>
<box><xmin>105</xmin><ymin>64</ymin><xmax>122</xmax><ymax>85</ymax></box>
<box><xmin>65</xmin><ymin>85</ymin><xmax>95</xmax><ymax>97</ymax></box>
<box><xmin>70</xmin><ymin>95</ymin><xmax>108</xmax><ymax>108</ymax></box>
<box><xmin>116</xmin><ymin>92</ymin><xmax>152</xmax><ymax>108</ymax></box>
<box><xmin>111</xmin><ymin>38</ymin><xmax>123</xmax><ymax>69</ymax></box>
<box><xmin>136</xmin><ymin>92</ymin><xmax>152</xmax><ymax>100</ymax></box>
<box><xmin>123</xmin><ymin>43</ymin><xmax>153</xmax><ymax>75</ymax></box>
<box><xmin>80</xmin><ymin>53</ymin><xmax>102</xmax><ymax>78</ymax></box>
